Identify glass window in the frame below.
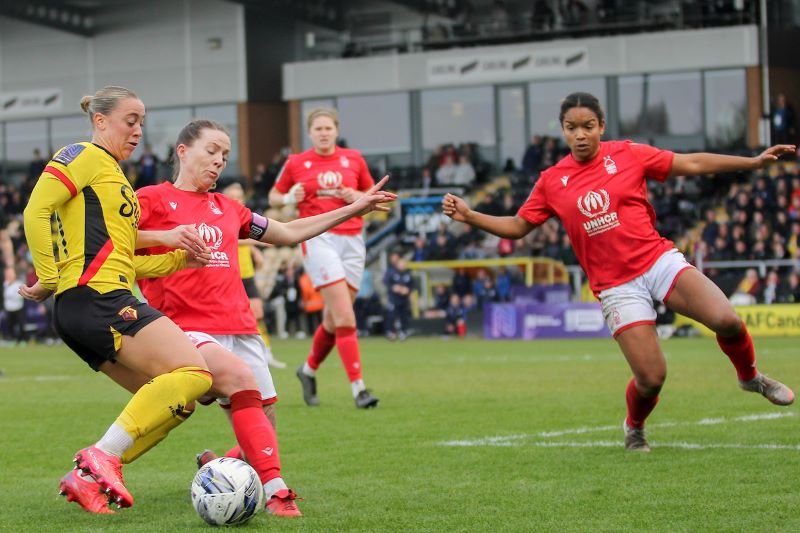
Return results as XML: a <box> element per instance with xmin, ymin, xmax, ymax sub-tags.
<box><xmin>195</xmin><ymin>104</ymin><xmax>240</xmax><ymax>176</ymax></box>
<box><xmin>5</xmin><ymin>119</ymin><xmax>48</xmax><ymax>165</ymax></box>
<box><xmin>420</xmin><ymin>86</ymin><xmax>495</xmax><ymax>151</ymax></box>
<box><xmin>704</xmin><ymin>69</ymin><xmax>746</xmax><ymax>149</ymax></box>
<box><xmin>529</xmin><ymin>78</ymin><xmax>606</xmax><ymax>139</ymax></box>
<box><xmin>301</xmin><ymin>99</ymin><xmax>335</xmax><ymax>150</ymax></box>
<box><xmin>337</xmin><ymin>93</ymin><xmax>411</xmax><ymax>155</ymax></box>
<box><xmin>619</xmin><ymin>72</ymin><xmax>702</xmax><ymax>137</ymax></box>
<box><xmin>498</xmin><ymin>86</ymin><xmax>527</xmax><ymax>170</ymax></box>
<box><xmin>51</xmin><ymin>116</ymin><xmax>91</xmax><ymax>157</ymax></box>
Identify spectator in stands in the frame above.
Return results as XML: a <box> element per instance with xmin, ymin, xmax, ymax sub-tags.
<box><xmin>522</xmin><ymin>135</ymin><xmax>545</xmax><ymax>181</ymax></box>
<box><xmin>250</xmin><ymin>162</ymin><xmax>270</xmax><ymax>209</ymax></box>
<box><xmin>435</xmin><ymin>154</ymin><xmax>458</xmax><ymax>186</ymax></box>
<box><xmin>731</xmin><ymin>268</ymin><xmax>761</xmax><ymax>305</ymax></box>
<box><xmin>771</xmin><ymin>93</ymin><xmax>795</xmax><ymax>145</ymax></box>
<box><xmin>451</xmin><ymin>268</ymin><xmax>471</xmax><ymax>298</ymax></box>
<box><xmin>443</xmin><ymin>91</ymin><xmax>795</xmax><ymax>453</ymax></box>
<box><xmin>28</xmin><ymin>148</ymin><xmax>47</xmax><ymax>184</ymax></box>
<box><xmin>761</xmin><ymin>270</ymin><xmax>781</xmax><ymax>304</ymax></box>
<box><xmin>531</xmin><ymin>0</ymin><xmax>556</xmax><ymax>31</ymax></box>
<box><xmin>472</xmin><ymin>268</ymin><xmax>496</xmax><ymax>306</ymax></box>
<box><xmin>385</xmin><ymin>257</ymin><xmax>414</xmax><ymax>341</ymax></box>
<box><xmin>701</xmin><ymin>208</ymin><xmax>720</xmax><ymax>246</ymax></box>
<box><xmin>412</xmin><ymin>235</ymin><xmax>427</xmax><ymax>261</ymax></box>
<box><xmin>444</xmin><ymin>293</ymin><xmax>466</xmax><ymax>337</ymax></box>
<box><xmin>495</xmin><ymin>266</ymin><xmax>516</xmax><ymax>302</ymax></box>
<box><xmin>490</xmin><ymin>0</ymin><xmax>511</xmax><ymax>33</ymax></box>
<box><xmin>782</xmin><ymin>271</ymin><xmax>800</xmax><ymax>303</ymax></box>
<box><xmin>299</xmin><ymin>269</ymin><xmax>323</xmax><ymax>339</ymax></box>
<box><xmin>354</xmin><ymin>267</ymin><xmax>377</xmax><ymax>336</ymax></box>
<box><xmin>0</xmin><ymin>202</ymin><xmax>14</xmax><ymax>287</ymax></box>
<box><xmin>135</xmin><ymin>143</ymin><xmax>160</xmax><ymax>189</ymax></box>
<box><xmin>3</xmin><ymin>264</ymin><xmax>26</xmax><ymax>344</ymax></box>
<box><xmin>453</xmin><ymin>154</ymin><xmax>476</xmax><ymax>186</ymax></box>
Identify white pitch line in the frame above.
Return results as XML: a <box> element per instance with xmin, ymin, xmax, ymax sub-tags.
<box><xmin>525</xmin><ymin>441</ymin><xmax>800</xmax><ymax>451</ymax></box>
<box><xmin>0</xmin><ymin>375</ymin><xmax>72</xmax><ymax>383</ymax></box>
<box><xmin>438</xmin><ymin>412</ymin><xmax>795</xmax><ymax>447</ymax></box>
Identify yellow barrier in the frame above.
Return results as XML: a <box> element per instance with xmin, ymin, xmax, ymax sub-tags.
<box><xmin>406</xmin><ymin>257</ymin><xmax>568</xmax><ymax>286</ymax></box>
<box><xmin>674</xmin><ymin>304</ymin><xmax>800</xmax><ymax>337</ymax></box>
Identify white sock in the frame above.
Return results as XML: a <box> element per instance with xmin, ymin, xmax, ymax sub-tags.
<box><xmin>263</xmin><ymin>477</ymin><xmax>288</xmax><ymax>499</ymax></box>
<box><xmin>302</xmin><ymin>362</ymin><xmax>316</xmax><ymax>377</ymax></box>
<box><xmin>95</xmin><ymin>423</ymin><xmax>134</xmax><ymax>458</ymax></box>
<box><xmin>351</xmin><ymin>379</ymin><xmax>366</xmax><ymax>397</ymax></box>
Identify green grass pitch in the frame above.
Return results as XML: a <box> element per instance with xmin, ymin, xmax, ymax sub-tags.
<box><xmin>0</xmin><ymin>336</ymin><xmax>798</xmax><ymax>532</ymax></box>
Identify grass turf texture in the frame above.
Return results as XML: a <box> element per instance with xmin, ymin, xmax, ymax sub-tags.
<box><xmin>0</xmin><ymin>336</ymin><xmax>798</xmax><ymax>532</ymax></box>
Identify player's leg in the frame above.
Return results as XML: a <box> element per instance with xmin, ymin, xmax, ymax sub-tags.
<box><xmin>296</xmin><ymin>235</ymin><xmax>339</xmax><ymax>405</ymax></box>
<box><xmin>600</xmin><ymin>279</ymin><xmax>664</xmax><ymax>452</ymax></box>
<box><xmin>54</xmin><ymin>290</ymin><xmax>212</xmax><ymax>510</ymax></box>
<box><xmin>615</xmin><ymin>324</ymin><xmax>665</xmax><ymax>453</ymax></box>
<box><xmin>666</xmin><ymin>268</ymin><xmax>794</xmax><ymax>405</ymax></box>
<box><xmin>197</xmin><ymin>337</ymin><xmax>301</xmax><ymax>517</ymax></box>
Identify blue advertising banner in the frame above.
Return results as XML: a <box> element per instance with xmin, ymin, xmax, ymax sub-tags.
<box><xmin>400</xmin><ymin>196</ymin><xmax>448</xmax><ymax>235</ymax></box>
<box><xmin>483</xmin><ymin>302</ymin><xmax>611</xmax><ymax>340</ymax></box>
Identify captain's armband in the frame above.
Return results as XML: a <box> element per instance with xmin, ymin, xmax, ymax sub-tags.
<box><xmin>249</xmin><ymin>213</ymin><xmax>269</xmax><ymax>240</ymax></box>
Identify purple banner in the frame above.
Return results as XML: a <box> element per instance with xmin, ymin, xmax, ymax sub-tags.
<box><xmin>483</xmin><ymin>302</ymin><xmax>611</xmax><ymax>340</ymax></box>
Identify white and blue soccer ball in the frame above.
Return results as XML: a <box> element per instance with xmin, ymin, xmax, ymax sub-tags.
<box><xmin>191</xmin><ymin>457</ymin><xmax>264</xmax><ymax>526</ymax></box>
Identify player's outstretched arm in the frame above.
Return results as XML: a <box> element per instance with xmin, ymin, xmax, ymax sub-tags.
<box><xmin>442</xmin><ymin>193</ymin><xmax>534</xmax><ymax>239</ymax></box>
<box><xmin>262</xmin><ymin>176</ymin><xmax>396</xmax><ymax>246</ymax></box>
<box><xmin>670</xmin><ymin>144</ymin><xmax>796</xmax><ymax>177</ymax></box>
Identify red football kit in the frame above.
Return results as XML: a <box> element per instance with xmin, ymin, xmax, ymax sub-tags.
<box><xmin>517</xmin><ymin>140</ymin><xmax>675</xmax><ymax>294</ymax></box>
<box><xmin>136</xmin><ymin>182</ymin><xmax>262</xmax><ymax>334</ymax></box>
<box><xmin>274</xmin><ymin>147</ymin><xmax>374</xmax><ymax>235</ymax></box>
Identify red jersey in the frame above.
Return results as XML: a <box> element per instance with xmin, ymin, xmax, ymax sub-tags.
<box><xmin>517</xmin><ymin>140</ymin><xmax>675</xmax><ymax>293</ymax></box>
<box><xmin>136</xmin><ymin>182</ymin><xmax>258</xmax><ymax>334</ymax></box>
<box><xmin>274</xmin><ymin>147</ymin><xmax>374</xmax><ymax>235</ymax></box>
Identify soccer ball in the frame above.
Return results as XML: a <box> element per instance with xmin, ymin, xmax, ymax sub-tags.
<box><xmin>191</xmin><ymin>457</ymin><xmax>264</xmax><ymax>526</ymax></box>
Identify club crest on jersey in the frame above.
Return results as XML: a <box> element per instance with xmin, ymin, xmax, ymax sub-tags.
<box><xmin>169</xmin><ymin>201</ymin><xmax>177</xmax><ymax>210</ymax></box>
<box><xmin>208</xmin><ymin>200</ymin><xmax>223</xmax><ymax>215</ymax></box>
<box><xmin>577</xmin><ymin>189</ymin><xmax>620</xmax><ymax>236</ymax></box>
<box><xmin>340</xmin><ymin>155</ymin><xmax>350</xmax><ymax>168</ymax></box>
<box><xmin>118</xmin><ymin>306</ymin><xmax>138</xmax><ymax>321</ymax></box>
<box><xmin>317</xmin><ymin>171</ymin><xmax>343</xmax><ymax>197</ymax></box>
<box><xmin>603</xmin><ymin>155</ymin><xmax>618</xmax><ymax>175</ymax></box>
<box><xmin>561</xmin><ymin>175</ymin><xmax>569</xmax><ymax>187</ymax></box>
<box><xmin>304</xmin><ymin>161</ymin><xmax>312</xmax><ymax>169</ymax></box>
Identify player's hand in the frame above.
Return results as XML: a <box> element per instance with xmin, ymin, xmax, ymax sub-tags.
<box><xmin>351</xmin><ymin>175</ymin><xmax>397</xmax><ymax>214</ymax></box>
<box><xmin>165</xmin><ymin>224</ymin><xmax>207</xmax><ymax>255</ymax></box>
<box><xmin>755</xmin><ymin>144</ymin><xmax>796</xmax><ymax>166</ymax></box>
<box><xmin>186</xmin><ymin>249</ymin><xmax>212</xmax><ymax>269</ymax></box>
<box><xmin>338</xmin><ymin>187</ymin><xmax>361</xmax><ymax>204</ymax></box>
<box><xmin>442</xmin><ymin>193</ymin><xmax>470</xmax><ymax>222</ymax></box>
<box><xmin>19</xmin><ymin>281</ymin><xmax>54</xmax><ymax>302</ymax></box>
<box><xmin>289</xmin><ymin>183</ymin><xmax>305</xmax><ymax>204</ymax></box>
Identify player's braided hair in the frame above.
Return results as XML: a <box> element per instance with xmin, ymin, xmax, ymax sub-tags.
<box><xmin>559</xmin><ymin>92</ymin><xmax>605</xmax><ymax>125</ymax></box>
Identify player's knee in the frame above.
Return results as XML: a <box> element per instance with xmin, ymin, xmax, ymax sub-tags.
<box><xmin>704</xmin><ymin>310</ymin><xmax>741</xmax><ymax>336</ymax></box>
<box><xmin>636</xmin><ymin>371</ymin><xmax>665</xmax><ymax>395</ymax></box>
<box><xmin>211</xmin><ymin>360</ymin><xmax>257</xmax><ymax>397</ymax></box>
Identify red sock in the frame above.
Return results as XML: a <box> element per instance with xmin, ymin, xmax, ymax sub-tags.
<box><xmin>224</xmin><ymin>445</ymin><xmax>242</xmax><ymax>459</ymax></box>
<box><xmin>335</xmin><ymin>326</ymin><xmax>362</xmax><ymax>382</ymax></box>
<box><xmin>229</xmin><ymin>390</ymin><xmax>281</xmax><ymax>484</ymax></box>
<box><xmin>625</xmin><ymin>378</ymin><xmax>659</xmax><ymax>429</ymax></box>
<box><xmin>307</xmin><ymin>324</ymin><xmax>336</xmax><ymax>370</ymax></box>
<box><xmin>716</xmin><ymin>323</ymin><xmax>757</xmax><ymax>382</ymax></box>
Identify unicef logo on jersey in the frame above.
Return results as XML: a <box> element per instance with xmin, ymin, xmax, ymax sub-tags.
<box><xmin>317</xmin><ymin>171</ymin><xmax>343</xmax><ymax>197</ymax></box>
<box><xmin>198</xmin><ymin>223</ymin><xmax>224</xmax><ymax>251</ymax></box>
<box><xmin>577</xmin><ymin>189</ymin><xmax>620</xmax><ymax>237</ymax></box>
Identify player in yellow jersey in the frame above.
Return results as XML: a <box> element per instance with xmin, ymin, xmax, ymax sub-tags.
<box><xmin>21</xmin><ymin>86</ymin><xmax>215</xmax><ymax>514</ymax></box>
<box><xmin>222</xmin><ymin>181</ymin><xmax>287</xmax><ymax>369</ymax></box>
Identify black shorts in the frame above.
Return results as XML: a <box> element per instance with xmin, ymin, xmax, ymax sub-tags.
<box><xmin>54</xmin><ymin>286</ymin><xmax>163</xmax><ymax>371</ymax></box>
<box><xmin>242</xmin><ymin>277</ymin><xmax>259</xmax><ymax>299</ymax></box>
